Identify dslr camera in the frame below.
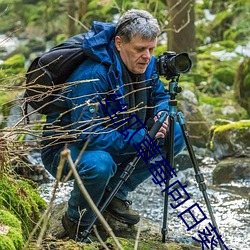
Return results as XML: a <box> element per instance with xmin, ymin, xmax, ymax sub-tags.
<box><xmin>156</xmin><ymin>51</ymin><xmax>192</xmax><ymax>79</ymax></box>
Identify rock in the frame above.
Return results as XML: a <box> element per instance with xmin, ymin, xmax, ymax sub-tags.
<box><xmin>0</xmin><ymin>175</ymin><xmax>47</xmax><ymax>249</ymax></box>
<box><xmin>162</xmin><ymin>81</ymin><xmax>210</xmax><ymax>148</ymax></box>
<box><xmin>213</xmin><ymin>157</ymin><xmax>250</xmax><ymax>184</ymax></box>
<box><xmin>209</xmin><ymin>120</ymin><xmax>250</xmax><ymax>160</ymax></box>
<box><xmin>44</xmin><ymin>202</ymin><xmax>201</xmax><ymax>250</ymax></box>
<box><xmin>179</xmin><ymin>100</ymin><xmax>211</xmax><ymax>148</ymax></box>
<box><xmin>0</xmin><ymin>209</ymin><xmax>24</xmax><ymax>250</ymax></box>
<box><xmin>181</xmin><ymin>89</ymin><xmax>198</xmax><ymax>105</ymax></box>
<box><xmin>174</xmin><ymin>147</ymin><xmax>213</xmax><ymax>171</ymax></box>
<box><xmin>221</xmin><ymin>105</ymin><xmax>237</xmax><ymax>116</ymax></box>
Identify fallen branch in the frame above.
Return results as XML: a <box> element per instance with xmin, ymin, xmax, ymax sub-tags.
<box><xmin>62</xmin><ymin>148</ymin><xmax>124</xmax><ymax>250</ymax></box>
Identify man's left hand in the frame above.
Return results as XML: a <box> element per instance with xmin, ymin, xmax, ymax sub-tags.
<box><xmin>154</xmin><ymin>112</ymin><xmax>169</xmax><ymax>139</ymax></box>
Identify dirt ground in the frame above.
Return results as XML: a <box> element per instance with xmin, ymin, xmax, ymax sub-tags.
<box><xmin>29</xmin><ymin>202</ymin><xmax>201</xmax><ymax>250</ymax></box>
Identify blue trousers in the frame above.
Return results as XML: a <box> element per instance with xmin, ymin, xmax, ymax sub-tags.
<box><xmin>41</xmin><ymin>123</ymin><xmax>185</xmax><ymax>226</ymax></box>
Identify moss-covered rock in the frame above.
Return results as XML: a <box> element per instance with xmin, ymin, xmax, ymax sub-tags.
<box><xmin>213</xmin><ymin>66</ymin><xmax>235</xmax><ymax>86</ymax></box>
<box><xmin>0</xmin><ymin>209</ymin><xmax>24</xmax><ymax>250</ymax></box>
<box><xmin>209</xmin><ymin>120</ymin><xmax>250</xmax><ymax>160</ymax></box>
<box><xmin>0</xmin><ymin>174</ymin><xmax>47</xmax><ymax>240</ymax></box>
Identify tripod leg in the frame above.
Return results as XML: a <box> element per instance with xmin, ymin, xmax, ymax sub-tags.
<box><xmin>162</xmin><ymin>178</ymin><xmax>169</xmax><ymax>243</ymax></box>
<box><xmin>81</xmin><ymin>158</ymin><xmax>140</xmax><ymax>240</ymax></box>
<box><xmin>177</xmin><ymin>112</ymin><xmax>224</xmax><ymax>250</ymax></box>
<box><xmin>162</xmin><ymin>114</ymin><xmax>175</xmax><ymax>243</ymax></box>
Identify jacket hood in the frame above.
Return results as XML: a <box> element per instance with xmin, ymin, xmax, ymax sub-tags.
<box><xmin>82</xmin><ymin>21</ymin><xmax>116</xmax><ymax>65</ymax></box>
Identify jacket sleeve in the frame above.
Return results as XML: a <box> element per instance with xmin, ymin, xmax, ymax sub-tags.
<box><xmin>65</xmin><ymin>61</ymin><xmax>146</xmax><ymax>156</ymax></box>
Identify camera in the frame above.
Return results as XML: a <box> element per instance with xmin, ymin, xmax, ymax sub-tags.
<box><xmin>156</xmin><ymin>51</ymin><xmax>192</xmax><ymax>79</ymax></box>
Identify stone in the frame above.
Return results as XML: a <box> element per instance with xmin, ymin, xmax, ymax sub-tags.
<box><xmin>213</xmin><ymin>157</ymin><xmax>250</xmax><ymax>184</ymax></box>
<box><xmin>179</xmin><ymin>100</ymin><xmax>211</xmax><ymax>148</ymax></box>
<box><xmin>209</xmin><ymin>120</ymin><xmax>250</xmax><ymax>160</ymax></box>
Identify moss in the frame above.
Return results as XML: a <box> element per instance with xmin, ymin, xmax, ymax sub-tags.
<box><xmin>0</xmin><ymin>54</ymin><xmax>26</xmax><ymax>86</ymax></box>
<box><xmin>28</xmin><ymin>238</ymin><xmax>201</xmax><ymax>250</ymax></box>
<box><xmin>208</xmin><ymin>10</ymin><xmax>234</xmax><ymax>42</ymax></box>
<box><xmin>55</xmin><ymin>34</ymin><xmax>68</xmax><ymax>45</ymax></box>
<box><xmin>1</xmin><ymin>54</ymin><xmax>25</xmax><ymax>69</ymax></box>
<box><xmin>0</xmin><ymin>175</ymin><xmax>47</xmax><ymax>239</ymax></box>
<box><xmin>0</xmin><ymin>209</ymin><xmax>21</xmax><ymax>229</ymax></box>
<box><xmin>0</xmin><ymin>235</ymin><xmax>16</xmax><ymax>250</ymax></box>
<box><xmin>7</xmin><ymin>228</ymin><xmax>24</xmax><ymax>249</ymax></box>
<box><xmin>217</xmin><ymin>40</ymin><xmax>237</xmax><ymax>51</ymax></box>
<box><xmin>212</xmin><ymin>120</ymin><xmax>250</xmax><ymax>133</ymax></box>
<box><xmin>0</xmin><ymin>91</ymin><xmax>17</xmax><ymax>109</ymax></box>
<box><xmin>199</xmin><ymin>90</ymin><xmax>248</xmax><ymax>122</ymax></box>
<box><xmin>199</xmin><ymin>95</ymin><xmax>224</xmax><ymax>107</ymax></box>
<box><xmin>213</xmin><ymin>67</ymin><xmax>235</xmax><ymax>86</ymax></box>
<box><xmin>105</xmin><ymin>237</ymin><xmax>200</xmax><ymax>250</ymax></box>
<box><xmin>0</xmin><ymin>209</ymin><xmax>24</xmax><ymax>249</ymax></box>
<box><xmin>209</xmin><ymin>120</ymin><xmax>250</xmax><ymax>151</ymax></box>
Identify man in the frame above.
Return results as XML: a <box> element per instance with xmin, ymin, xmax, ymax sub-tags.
<box><xmin>41</xmin><ymin>9</ymin><xmax>185</xmax><ymax>241</ymax></box>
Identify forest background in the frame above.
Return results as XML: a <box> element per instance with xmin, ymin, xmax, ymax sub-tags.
<box><xmin>0</xmin><ymin>0</ymin><xmax>250</xmax><ymax>124</ymax></box>
<box><xmin>0</xmin><ymin>0</ymin><xmax>250</xmax><ymax>249</ymax></box>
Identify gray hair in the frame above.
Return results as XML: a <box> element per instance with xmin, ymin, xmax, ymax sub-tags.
<box><xmin>115</xmin><ymin>9</ymin><xmax>160</xmax><ymax>43</ymax></box>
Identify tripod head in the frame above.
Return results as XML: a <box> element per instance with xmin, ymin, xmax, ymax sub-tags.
<box><xmin>168</xmin><ymin>76</ymin><xmax>182</xmax><ymax>100</ymax></box>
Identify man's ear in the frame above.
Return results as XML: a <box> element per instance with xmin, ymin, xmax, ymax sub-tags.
<box><xmin>115</xmin><ymin>36</ymin><xmax>122</xmax><ymax>51</ymax></box>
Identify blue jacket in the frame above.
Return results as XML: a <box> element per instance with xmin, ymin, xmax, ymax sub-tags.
<box><xmin>44</xmin><ymin>21</ymin><xmax>170</xmax><ymax>156</ymax></box>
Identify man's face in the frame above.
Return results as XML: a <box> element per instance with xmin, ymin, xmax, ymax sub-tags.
<box><xmin>115</xmin><ymin>35</ymin><xmax>157</xmax><ymax>74</ymax></box>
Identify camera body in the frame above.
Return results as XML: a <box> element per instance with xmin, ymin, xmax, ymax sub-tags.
<box><xmin>156</xmin><ymin>51</ymin><xmax>192</xmax><ymax>79</ymax></box>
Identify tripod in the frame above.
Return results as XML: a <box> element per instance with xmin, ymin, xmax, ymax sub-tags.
<box><xmin>82</xmin><ymin>76</ymin><xmax>223</xmax><ymax>250</ymax></box>
<box><xmin>162</xmin><ymin>76</ymin><xmax>224</xmax><ymax>250</ymax></box>
<box><xmin>81</xmin><ymin>111</ymin><xmax>168</xmax><ymax>241</ymax></box>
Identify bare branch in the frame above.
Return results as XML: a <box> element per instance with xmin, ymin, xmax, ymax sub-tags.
<box><xmin>63</xmin><ymin>148</ymin><xmax>124</xmax><ymax>250</ymax></box>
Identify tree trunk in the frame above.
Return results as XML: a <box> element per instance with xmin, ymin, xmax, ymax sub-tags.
<box><xmin>78</xmin><ymin>0</ymin><xmax>88</xmax><ymax>20</ymax></box>
<box><xmin>67</xmin><ymin>0</ymin><xmax>77</xmax><ymax>36</ymax></box>
<box><xmin>167</xmin><ymin>0</ymin><xmax>196</xmax><ymax>63</ymax></box>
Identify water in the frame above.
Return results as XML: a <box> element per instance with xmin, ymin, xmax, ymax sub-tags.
<box><xmin>128</xmin><ymin>157</ymin><xmax>250</xmax><ymax>250</ymax></box>
<box><xmin>38</xmin><ymin>156</ymin><xmax>250</xmax><ymax>250</ymax></box>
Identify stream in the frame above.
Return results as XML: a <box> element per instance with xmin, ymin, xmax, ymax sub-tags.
<box><xmin>38</xmin><ymin>154</ymin><xmax>250</xmax><ymax>250</ymax></box>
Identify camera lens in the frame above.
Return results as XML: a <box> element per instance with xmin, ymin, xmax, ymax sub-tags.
<box><xmin>174</xmin><ymin>53</ymin><xmax>192</xmax><ymax>73</ymax></box>
<box><xmin>156</xmin><ymin>51</ymin><xmax>192</xmax><ymax>79</ymax></box>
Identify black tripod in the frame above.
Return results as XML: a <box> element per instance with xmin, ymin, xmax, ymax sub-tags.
<box><xmin>162</xmin><ymin>76</ymin><xmax>224</xmax><ymax>250</ymax></box>
<box><xmin>82</xmin><ymin>76</ymin><xmax>223</xmax><ymax>250</ymax></box>
<box><xmin>81</xmin><ymin>111</ymin><xmax>168</xmax><ymax>241</ymax></box>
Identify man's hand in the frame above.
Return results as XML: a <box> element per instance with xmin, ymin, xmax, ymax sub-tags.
<box><xmin>154</xmin><ymin>112</ymin><xmax>169</xmax><ymax>139</ymax></box>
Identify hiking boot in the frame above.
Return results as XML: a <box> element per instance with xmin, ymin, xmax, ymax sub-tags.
<box><xmin>105</xmin><ymin>196</ymin><xmax>140</xmax><ymax>225</ymax></box>
<box><xmin>61</xmin><ymin>213</ymin><xmax>97</xmax><ymax>243</ymax></box>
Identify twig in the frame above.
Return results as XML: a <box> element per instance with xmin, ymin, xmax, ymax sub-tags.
<box><xmin>134</xmin><ymin>220</ymin><xmax>142</xmax><ymax>250</ymax></box>
<box><xmin>68</xmin><ymin>14</ymin><xmax>89</xmax><ymax>31</ymax></box>
<box><xmin>93</xmin><ymin>225</ymin><xmax>110</xmax><ymax>250</ymax></box>
<box><xmin>61</xmin><ymin>148</ymin><xmax>124</xmax><ymax>250</ymax></box>
<box><xmin>22</xmin><ymin>153</ymin><xmax>65</xmax><ymax>249</ymax></box>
